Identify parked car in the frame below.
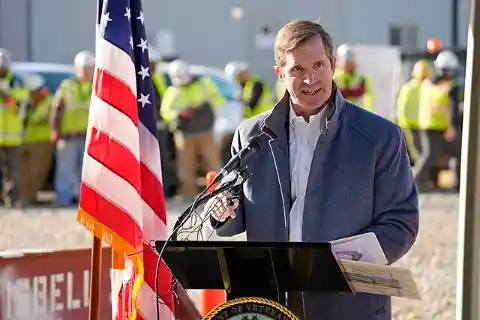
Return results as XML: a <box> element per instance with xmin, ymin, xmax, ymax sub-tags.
<box><xmin>11</xmin><ymin>62</ymin><xmax>244</xmax><ymax>195</ymax></box>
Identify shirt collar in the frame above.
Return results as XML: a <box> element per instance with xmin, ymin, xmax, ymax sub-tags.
<box><xmin>289</xmin><ymin>99</ymin><xmax>331</xmax><ymax>128</ymax></box>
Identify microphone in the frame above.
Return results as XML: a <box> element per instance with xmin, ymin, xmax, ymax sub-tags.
<box><xmin>212</xmin><ymin>132</ymin><xmax>266</xmax><ymax>184</ymax></box>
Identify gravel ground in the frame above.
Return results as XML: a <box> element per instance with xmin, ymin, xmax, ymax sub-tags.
<box><xmin>0</xmin><ymin>193</ymin><xmax>459</xmax><ymax>319</ymax></box>
<box><xmin>392</xmin><ymin>192</ymin><xmax>458</xmax><ymax>320</ymax></box>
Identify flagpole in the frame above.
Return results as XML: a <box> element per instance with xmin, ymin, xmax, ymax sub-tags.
<box><xmin>89</xmin><ymin>236</ymin><xmax>103</xmax><ymax>320</ymax></box>
<box><xmin>89</xmin><ymin>0</ymin><xmax>103</xmax><ymax>316</ymax></box>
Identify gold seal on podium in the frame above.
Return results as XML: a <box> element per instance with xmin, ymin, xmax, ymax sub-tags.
<box><xmin>203</xmin><ymin>297</ymin><xmax>299</xmax><ymax>320</ymax></box>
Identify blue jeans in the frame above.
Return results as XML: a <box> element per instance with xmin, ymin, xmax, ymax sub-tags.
<box><xmin>54</xmin><ymin>137</ymin><xmax>85</xmax><ymax>205</ymax></box>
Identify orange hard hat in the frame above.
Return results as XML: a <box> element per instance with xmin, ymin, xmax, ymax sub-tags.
<box><xmin>426</xmin><ymin>38</ymin><xmax>442</xmax><ymax>54</ymax></box>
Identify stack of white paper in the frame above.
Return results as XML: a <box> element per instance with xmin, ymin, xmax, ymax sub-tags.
<box><xmin>330</xmin><ymin>232</ymin><xmax>421</xmax><ymax>300</ymax></box>
<box><xmin>330</xmin><ymin>232</ymin><xmax>388</xmax><ymax>265</ymax></box>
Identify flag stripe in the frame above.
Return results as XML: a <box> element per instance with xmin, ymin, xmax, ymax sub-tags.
<box><xmin>137</xmin><ymin>277</ymin><xmax>175</xmax><ymax>320</ymax></box>
<box><xmin>95</xmin><ymin>37</ymin><xmax>137</xmax><ymax>94</ymax></box>
<box><xmin>80</xmin><ymin>184</ymin><xmax>143</xmax><ymax>250</ymax></box>
<box><xmin>79</xmin><ymin>0</ymin><xmax>175</xmax><ymax>317</ymax></box>
<box><xmin>139</xmin><ymin>123</ymin><xmax>163</xmax><ymax>184</ymax></box>
<box><xmin>81</xmin><ymin>153</ymin><xmax>169</xmax><ymax>241</ymax></box>
<box><xmin>140</xmin><ymin>162</ymin><xmax>167</xmax><ymax>226</ymax></box>
<box><xmin>81</xmin><ymin>154</ymin><xmax>143</xmax><ymax>228</ymax></box>
<box><xmin>87</xmin><ymin>126</ymin><xmax>140</xmax><ymax>193</ymax></box>
<box><xmin>89</xmin><ymin>95</ymin><xmax>140</xmax><ymax>161</ymax></box>
<box><xmin>142</xmin><ymin>245</ymin><xmax>173</xmax><ymax>303</ymax></box>
<box><xmin>95</xmin><ymin>68</ymin><xmax>139</xmax><ymax>126</ymax></box>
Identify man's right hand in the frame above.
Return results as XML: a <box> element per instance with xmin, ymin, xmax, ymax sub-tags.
<box><xmin>204</xmin><ymin>191</ymin><xmax>239</xmax><ymax>222</ymax></box>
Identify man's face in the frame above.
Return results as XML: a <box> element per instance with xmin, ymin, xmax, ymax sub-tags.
<box><xmin>149</xmin><ymin>61</ymin><xmax>157</xmax><ymax>73</ymax></box>
<box><xmin>237</xmin><ymin>70</ymin><xmax>249</xmax><ymax>85</ymax></box>
<box><xmin>342</xmin><ymin>59</ymin><xmax>356</xmax><ymax>73</ymax></box>
<box><xmin>275</xmin><ymin>36</ymin><xmax>335</xmax><ymax>111</ymax></box>
<box><xmin>30</xmin><ymin>89</ymin><xmax>43</xmax><ymax>102</ymax></box>
<box><xmin>76</xmin><ymin>66</ymin><xmax>94</xmax><ymax>82</ymax></box>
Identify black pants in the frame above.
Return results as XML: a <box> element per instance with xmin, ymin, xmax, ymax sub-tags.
<box><xmin>412</xmin><ymin>129</ymin><xmax>461</xmax><ymax>188</ymax></box>
<box><xmin>0</xmin><ymin>146</ymin><xmax>22</xmax><ymax>207</ymax></box>
<box><xmin>157</xmin><ymin>128</ymin><xmax>177</xmax><ymax>197</ymax></box>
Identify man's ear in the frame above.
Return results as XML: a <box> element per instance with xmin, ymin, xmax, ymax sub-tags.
<box><xmin>331</xmin><ymin>56</ymin><xmax>336</xmax><ymax>72</ymax></box>
<box><xmin>274</xmin><ymin>65</ymin><xmax>283</xmax><ymax>80</ymax></box>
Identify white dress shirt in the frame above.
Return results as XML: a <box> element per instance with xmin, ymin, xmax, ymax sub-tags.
<box><xmin>288</xmin><ymin>103</ymin><xmax>329</xmax><ymax>241</ymax></box>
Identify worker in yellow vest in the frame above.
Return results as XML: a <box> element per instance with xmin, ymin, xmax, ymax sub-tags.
<box><xmin>20</xmin><ymin>74</ymin><xmax>55</xmax><ymax>204</ymax></box>
<box><xmin>149</xmin><ymin>48</ymin><xmax>176</xmax><ymax>196</ymax></box>
<box><xmin>0</xmin><ymin>49</ymin><xmax>28</xmax><ymax>208</ymax></box>
<box><xmin>412</xmin><ymin>50</ymin><xmax>461</xmax><ymax>191</ymax></box>
<box><xmin>149</xmin><ymin>48</ymin><xmax>170</xmax><ymax>124</ymax></box>
<box><xmin>51</xmin><ymin>50</ymin><xmax>94</xmax><ymax>206</ymax></box>
<box><xmin>334</xmin><ymin>44</ymin><xmax>374</xmax><ymax>111</ymax></box>
<box><xmin>161</xmin><ymin>60</ymin><xmax>223</xmax><ymax>198</ymax></box>
<box><xmin>396</xmin><ymin>59</ymin><xmax>432</xmax><ymax>164</ymax></box>
<box><xmin>224</xmin><ymin>61</ymin><xmax>273</xmax><ymax>118</ymax></box>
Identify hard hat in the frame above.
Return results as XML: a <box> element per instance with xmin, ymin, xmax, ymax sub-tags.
<box><xmin>168</xmin><ymin>59</ymin><xmax>191</xmax><ymax>85</ymax></box>
<box><xmin>336</xmin><ymin>44</ymin><xmax>355</xmax><ymax>60</ymax></box>
<box><xmin>411</xmin><ymin>59</ymin><xmax>431</xmax><ymax>80</ymax></box>
<box><xmin>0</xmin><ymin>48</ymin><xmax>12</xmax><ymax>68</ymax></box>
<box><xmin>224</xmin><ymin>61</ymin><xmax>248</xmax><ymax>81</ymax></box>
<box><xmin>23</xmin><ymin>74</ymin><xmax>46</xmax><ymax>91</ymax></box>
<box><xmin>74</xmin><ymin>50</ymin><xmax>95</xmax><ymax>68</ymax></box>
<box><xmin>434</xmin><ymin>50</ymin><xmax>459</xmax><ymax>70</ymax></box>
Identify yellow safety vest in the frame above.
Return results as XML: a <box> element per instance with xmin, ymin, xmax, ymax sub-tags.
<box><xmin>242</xmin><ymin>76</ymin><xmax>273</xmax><ymax>119</ymax></box>
<box><xmin>396</xmin><ymin>79</ymin><xmax>422</xmax><ymax>129</ymax></box>
<box><xmin>58</xmin><ymin>79</ymin><xmax>92</xmax><ymax>135</ymax></box>
<box><xmin>24</xmin><ymin>95</ymin><xmax>53</xmax><ymax>144</ymax></box>
<box><xmin>160</xmin><ymin>76</ymin><xmax>225</xmax><ymax>125</ymax></box>
<box><xmin>419</xmin><ymin>80</ymin><xmax>452</xmax><ymax>131</ymax></box>
<box><xmin>0</xmin><ymin>73</ymin><xmax>29</xmax><ymax>146</ymax></box>
<box><xmin>152</xmin><ymin>72</ymin><xmax>168</xmax><ymax>98</ymax></box>
<box><xmin>334</xmin><ymin>70</ymin><xmax>374</xmax><ymax>112</ymax></box>
<box><xmin>275</xmin><ymin>78</ymin><xmax>285</xmax><ymax>101</ymax></box>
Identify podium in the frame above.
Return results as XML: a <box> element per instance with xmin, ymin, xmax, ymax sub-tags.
<box><xmin>155</xmin><ymin>241</ymin><xmax>353</xmax><ymax>319</ymax></box>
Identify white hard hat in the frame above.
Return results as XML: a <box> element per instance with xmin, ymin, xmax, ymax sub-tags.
<box><xmin>434</xmin><ymin>50</ymin><xmax>459</xmax><ymax>70</ymax></box>
<box><xmin>74</xmin><ymin>50</ymin><xmax>95</xmax><ymax>68</ymax></box>
<box><xmin>336</xmin><ymin>44</ymin><xmax>355</xmax><ymax>60</ymax></box>
<box><xmin>23</xmin><ymin>74</ymin><xmax>46</xmax><ymax>91</ymax></box>
<box><xmin>224</xmin><ymin>61</ymin><xmax>248</xmax><ymax>81</ymax></box>
<box><xmin>0</xmin><ymin>48</ymin><xmax>12</xmax><ymax>68</ymax></box>
<box><xmin>168</xmin><ymin>59</ymin><xmax>191</xmax><ymax>85</ymax></box>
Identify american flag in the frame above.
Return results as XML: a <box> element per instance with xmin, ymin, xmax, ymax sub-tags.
<box><xmin>76</xmin><ymin>0</ymin><xmax>174</xmax><ymax>318</ymax></box>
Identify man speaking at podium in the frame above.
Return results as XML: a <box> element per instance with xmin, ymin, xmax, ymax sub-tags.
<box><xmin>205</xmin><ymin>20</ymin><xmax>419</xmax><ymax>319</ymax></box>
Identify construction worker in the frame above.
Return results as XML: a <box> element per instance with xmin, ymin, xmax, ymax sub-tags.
<box><xmin>149</xmin><ymin>48</ymin><xmax>169</xmax><ymax>118</ymax></box>
<box><xmin>51</xmin><ymin>50</ymin><xmax>94</xmax><ymax>206</ymax></box>
<box><xmin>20</xmin><ymin>74</ymin><xmax>55</xmax><ymax>204</ymax></box>
<box><xmin>412</xmin><ymin>50</ymin><xmax>461</xmax><ymax>191</ymax></box>
<box><xmin>334</xmin><ymin>44</ymin><xmax>374</xmax><ymax>111</ymax></box>
<box><xmin>224</xmin><ymin>61</ymin><xmax>273</xmax><ymax>118</ymax></box>
<box><xmin>149</xmin><ymin>48</ymin><xmax>176</xmax><ymax>197</ymax></box>
<box><xmin>161</xmin><ymin>60</ymin><xmax>223</xmax><ymax>198</ymax></box>
<box><xmin>0</xmin><ymin>49</ymin><xmax>28</xmax><ymax>208</ymax></box>
<box><xmin>396</xmin><ymin>59</ymin><xmax>432</xmax><ymax>164</ymax></box>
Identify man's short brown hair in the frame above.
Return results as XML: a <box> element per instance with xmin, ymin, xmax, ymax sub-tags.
<box><xmin>274</xmin><ymin>19</ymin><xmax>334</xmax><ymax>67</ymax></box>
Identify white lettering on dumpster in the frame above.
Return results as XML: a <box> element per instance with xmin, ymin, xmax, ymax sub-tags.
<box><xmin>4</xmin><ymin>270</ymin><xmax>90</xmax><ymax>317</ymax></box>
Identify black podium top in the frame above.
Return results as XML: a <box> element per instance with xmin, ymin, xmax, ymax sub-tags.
<box><xmin>155</xmin><ymin>240</ymin><xmax>352</xmax><ymax>297</ymax></box>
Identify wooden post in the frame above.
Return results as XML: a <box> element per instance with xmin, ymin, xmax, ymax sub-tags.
<box><xmin>89</xmin><ymin>236</ymin><xmax>103</xmax><ymax>320</ymax></box>
<box><xmin>456</xmin><ymin>0</ymin><xmax>480</xmax><ymax>318</ymax></box>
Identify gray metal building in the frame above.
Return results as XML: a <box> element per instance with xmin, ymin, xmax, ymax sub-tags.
<box><xmin>0</xmin><ymin>0</ymin><xmax>471</xmax><ymax>84</ymax></box>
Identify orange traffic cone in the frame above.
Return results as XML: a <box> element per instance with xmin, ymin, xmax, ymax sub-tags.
<box><xmin>199</xmin><ymin>289</ymin><xmax>226</xmax><ymax>316</ymax></box>
<box><xmin>199</xmin><ymin>171</ymin><xmax>226</xmax><ymax>316</ymax></box>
